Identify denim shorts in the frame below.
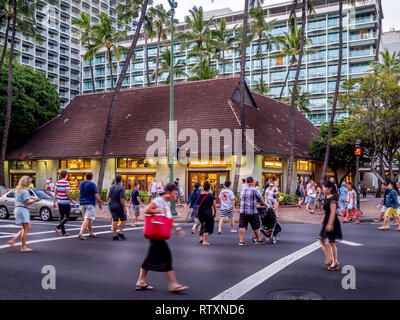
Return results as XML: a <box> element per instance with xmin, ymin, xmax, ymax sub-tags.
<box><xmin>14</xmin><ymin>207</ymin><xmax>30</xmax><ymax>225</ymax></box>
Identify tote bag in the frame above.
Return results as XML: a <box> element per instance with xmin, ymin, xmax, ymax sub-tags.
<box><xmin>191</xmin><ymin>194</ymin><xmax>209</xmax><ymax>219</ymax></box>
<box><xmin>143</xmin><ymin>200</ymin><xmax>173</xmax><ymax>240</ymax></box>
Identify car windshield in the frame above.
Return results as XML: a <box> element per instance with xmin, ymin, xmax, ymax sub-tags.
<box><xmin>34</xmin><ymin>190</ymin><xmax>52</xmax><ymax>200</ymax></box>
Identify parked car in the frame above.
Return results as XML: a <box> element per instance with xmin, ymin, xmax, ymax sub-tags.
<box><xmin>0</xmin><ymin>188</ymin><xmax>81</xmax><ymax>221</ymax></box>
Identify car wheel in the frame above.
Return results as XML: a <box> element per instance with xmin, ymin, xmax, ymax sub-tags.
<box><xmin>0</xmin><ymin>205</ymin><xmax>10</xmax><ymax>219</ymax></box>
<box><xmin>40</xmin><ymin>207</ymin><xmax>53</xmax><ymax>221</ymax></box>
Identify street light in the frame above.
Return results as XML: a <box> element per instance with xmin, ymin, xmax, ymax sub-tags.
<box><xmin>168</xmin><ymin>0</ymin><xmax>178</xmax><ymax>216</ymax></box>
<box><xmin>353</xmin><ymin>139</ymin><xmax>364</xmax><ymax>211</ymax></box>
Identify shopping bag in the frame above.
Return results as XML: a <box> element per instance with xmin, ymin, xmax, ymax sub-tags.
<box><xmin>143</xmin><ymin>214</ymin><xmax>173</xmax><ymax>240</ymax></box>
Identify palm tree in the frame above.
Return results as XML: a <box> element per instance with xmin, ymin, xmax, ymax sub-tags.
<box><xmin>176</xmin><ymin>6</ymin><xmax>213</xmax><ymax>80</ymax></box>
<box><xmin>148</xmin><ymin>4</ymin><xmax>169</xmax><ymax>85</ymax></box>
<box><xmin>0</xmin><ymin>0</ymin><xmax>37</xmax><ymax>70</ymax></box>
<box><xmin>212</xmin><ymin>18</ymin><xmax>236</xmax><ymax>77</ymax></box>
<box><xmin>285</xmin><ymin>0</ymin><xmax>314</xmax><ymax>194</ymax></box>
<box><xmin>321</xmin><ymin>0</ymin><xmax>356</xmax><ymax>180</ymax></box>
<box><xmin>275</xmin><ymin>19</ymin><xmax>313</xmax><ymax>100</ymax></box>
<box><xmin>0</xmin><ymin>0</ymin><xmax>40</xmax><ymax>186</ymax></box>
<box><xmin>153</xmin><ymin>47</ymin><xmax>187</xmax><ymax>84</ymax></box>
<box><xmin>283</xmin><ymin>86</ymin><xmax>311</xmax><ymax>113</ymax></box>
<box><xmin>249</xmin><ymin>7</ymin><xmax>276</xmax><ymax>95</ymax></box>
<box><xmin>371</xmin><ymin>48</ymin><xmax>400</xmax><ymax>74</ymax></box>
<box><xmin>72</xmin><ymin>13</ymin><xmax>95</xmax><ymax>93</ymax></box>
<box><xmin>86</xmin><ymin>12</ymin><xmax>127</xmax><ymax>90</ymax></box>
<box><xmin>97</xmin><ymin>0</ymin><xmax>149</xmax><ymax>192</ymax></box>
<box><xmin>253</xmin><ymin>78</ymin><xmax>269</xmax><ymax>95</ymax></box>
<box><xmin>188</xmin><ymin>61</ymin><xmax>218</xmax><ymax>81</ymax></box>
<box><xmin>116</xmin><ymin>0</ymin><xmax>153</xmax><ymax>86</ymax></box>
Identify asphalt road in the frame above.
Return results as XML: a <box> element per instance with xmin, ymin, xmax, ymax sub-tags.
<box><xmin>0</xmin><ymin>218</ymin><xmax>398</xmax><ymax>300</ymax></box>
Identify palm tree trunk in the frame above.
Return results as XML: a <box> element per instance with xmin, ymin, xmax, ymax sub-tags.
<box><xmin>97</xmin><ymin>0</ymin><xmax>149</xmax><ymax>192</ymax></box>
<box><xmin>222</xmin><ymin>50</ymin><xmax>225</xmax><ymax>77</ymax></box>
<box><xmin>89</xmin><ymin>57</ymin><xmax>96</xmax><ymax>93</ymax></box>
<box><xmin>286</xmin><ymin>0</ymin><xmax>306</xmax><ymax>195</ymax></box>
<box><xmin>0</xmin><ymin>17</ymin><xmax>10</xmax><ymax>70</ymax></box>
<box><xmin>108</xmin><ymin>49</ymin><xmax>114</xmax><ymax>90</ymax></box>
<box><xmin>199</xmin><ymin>43</ymin><xmax>203</xmax><ymax>80</ymax></box>
<box><xmin>375</xmin><ymin>0</ymin><xmax>382</xmax><ymax>61</ymax></box>
<box><xmin>279</xmin><ymin>63</ymin><xmax>292</xmax><ymax>100</ymax></box>
<box><xmin>144</xmin><ymin>26</ymin><xmax>150</xmax><ymax>86</ymax></box>
<box><xmin>321</xmin><ymin>1</ymin><xmax>343</xmax><ymax>180</ymax></box>
<box><xmin>259</xmin><ymin>36</ymin><xmax>263</xmax><ymax>92</ymax></box>
<box><xmin>155</xmin><ymin>30</ymin><xmax>161</xmax><ymax>86</ymax></box>
<box><xmin>0</xmin><ymin>1</ymin><xmax>16</xmax><ymax>186</ymax></box>
<box><xmin>233</xmin><ymin>0</ymin><xmax>249</xmax><ymax>194</ymax></box>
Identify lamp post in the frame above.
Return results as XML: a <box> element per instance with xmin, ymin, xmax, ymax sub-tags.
<box><xmin>168</xmin><ymin>0</ymin><xmax>178</xmax><ymax>216</ymax></box>
<box><xmin>353</xmin><ymin>139</ymin><xmax>363</xmax><ymax>211</ymax></box>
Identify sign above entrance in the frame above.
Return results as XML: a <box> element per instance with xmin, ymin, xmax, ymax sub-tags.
<box><xmin>188</xmin><ymin>159</ymin><xmax>229</xmax><ymax>168</ymax></box>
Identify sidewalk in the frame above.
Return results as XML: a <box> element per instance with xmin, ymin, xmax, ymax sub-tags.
<box><xmin>93</xmin><ymin>195</ymin><xmax>381</xmax><ymax>225</ymax></box>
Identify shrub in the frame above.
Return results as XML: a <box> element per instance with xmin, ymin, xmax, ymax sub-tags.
<box><xmin>70</xmin><ymin>190</ymin><xmax>80</xmax><ymax>202</ymax></box>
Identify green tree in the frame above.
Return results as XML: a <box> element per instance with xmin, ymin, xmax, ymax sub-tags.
<box><xmin>338</xmin><ymin>71</ymin><xmax>400</xmax><ymax>183</ymax></box>
<box><xmin>72</xmin><ymin>12</ymin><xmax>95</xmax><ymax>93</ymax></box>
<box><xmin>283</xmin><ymin>85</ymin><xmax>311</xmax><ymax>113</ymax></box>
<box><xmin>275</xmin><ymin>18</ymin><xmax>313</xmax><ymax>100</ymax></box>
<box><xmin>211</xmin><ymin>18</ymin><xmax>236</xmax><ymax>77</ymax></box>
<box><xmin>96</xmin><ymin>0</ymin><xmax>149</xmax><ymax>192</ymax></box>
<box><xmin>309</xmin><ymin>118</ymin><xmax>369</xmax><ymax>185</ymax></box>
<box><xmin>249</xmin><ymin>7</ymin><xmax>276</xmax><ymax>93</ymax></box>
<box><xmin>176</xmin><ymin>6</ymin><xmax>213</xmax><ymax>80</ymax></box>
<box><xmin>153</xmin><ymin>47</ymin><xmax>186</xmax><ymax>84</ymax></box>
<box><xmin>0</xmin><ymin>61</ymin><xmax>60</xmax><ymax>151</ymax></box>
<box><xmin>370</xmin><ymin>48</ymin><xmax>400</xmax><ymax>75</ymax></box>
<box><xmin>148</xmin><ymin>4</ymin><xmax>169</xmax><ymax>85</ymax></box>
<box><xmin>116</xmin><ymin>0</ymin><xmax>153</xmax><ymax>87</ymax></box>
<box><xmin>253</xmin><ymin>78</ymin><xmax>269</xmax><ymax>95</ymax></box>
<box><xmin>86</xmin><ymin>12</ymin><xmax>127</xmax><ymax>90</ymax></box>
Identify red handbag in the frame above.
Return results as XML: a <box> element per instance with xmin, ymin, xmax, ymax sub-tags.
<box><xmin>143</xmin><ymin>214</ymin><xmax>173</xmax><ymax>240</ymax></box>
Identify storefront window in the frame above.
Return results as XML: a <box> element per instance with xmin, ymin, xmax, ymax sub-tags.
<box><xmin>263</xmin><ymin>157</ymin><xmax>282</xmax><ymax>169</ymax></box>
<box><xmin>117</xmin><ymin>158</ymin><xmax>156</xmax><ymax>168</ymax></box>
<box><xmin>9</xmin><ymin>160</ymin><xmax>37</xmax><ymax>170</ymax></box>
<box><xmin>59</xmin><ymin>159</ymin><xmax>91</xmax><ymax>169</ymax></box>
<box><xmin>297</xmin><ymin>160</ymin><xmax>313</xmax><ymax>171</ymax></box>
<box><xmin>10</xmin><ymin>174</ymin><xmax>36</xmax><ymax>188</ymax></box>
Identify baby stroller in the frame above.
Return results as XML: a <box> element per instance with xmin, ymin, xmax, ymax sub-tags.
<box><xmin>252</xmin><ymin>206</ymin><xmax>282</xmax><ymax>245</ymax></box>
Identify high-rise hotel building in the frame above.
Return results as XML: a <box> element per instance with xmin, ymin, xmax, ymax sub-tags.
<box><xmin>81</xmin><ymin>0</ymin><xmax>381</xmax><ymax>126</ymax></box>
<box><xmin>0</xmin><ymin>0</ymin><xmax>130</xmax><ymax>108</ymax></box>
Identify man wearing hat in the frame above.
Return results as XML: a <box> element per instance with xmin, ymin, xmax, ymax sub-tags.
<box><xmin>238</xmin><ymin>177</ymin><xmax>267</xmax><ymax>246</ymax></box>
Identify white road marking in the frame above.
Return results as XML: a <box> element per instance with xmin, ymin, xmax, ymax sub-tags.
<box><xmin>212</xmin><ymin>239</ymin><xmax>364</xmax><ymax>300</ymax></box>
<box><xmin>0</xmin><ymin>224</ymin><xmax>114</xmax><ymax>239</ymax></box>
<box><xmin>338</xmin><ymin>240</ymin><xmax>364</xmax><ymax>246</ymax></box>
<box><xmin>0</xmin><ymin>232</ymin><xmax>13</xmax><ymax>235</ymax></box>
<box><xmin>0</xmin><ymin>224</ymin><xmax>21</xmax><ymax>229</ymax></box>
<box><xmin>0</xmin><ymin>227</ymin><xmax>143</xmax><ymax>250</ymax></box>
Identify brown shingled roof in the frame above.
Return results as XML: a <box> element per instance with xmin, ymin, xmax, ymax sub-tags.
<box><xmin>7</xmin><ymin>77</ymin><xmax>317</xmax><ymax>160</ymax></box>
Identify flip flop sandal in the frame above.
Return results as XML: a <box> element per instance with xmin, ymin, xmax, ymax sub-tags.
<box><xmin>169</xmin><ymin>285</ymin><xmax>189</xmax><ymax>293</ymax></box>
<box><xmin>136</xmin><ymin>284</ymin><xmax>154</xmax><ymax>291</ymax></box>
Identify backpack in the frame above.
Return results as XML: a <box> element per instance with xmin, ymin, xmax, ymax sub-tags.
<box><xmin>295</xmin><ymin>185</ymin><xmax>301</xmax><ymax>197</ymax></box>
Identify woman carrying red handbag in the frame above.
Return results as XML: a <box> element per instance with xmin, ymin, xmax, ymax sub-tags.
<box><xmin>136</xmin><ymin>183</ymin><xmax>189</xmax><ymax>293</ymax></box>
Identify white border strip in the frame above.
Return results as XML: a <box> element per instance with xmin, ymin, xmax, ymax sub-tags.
<box><xmin>0</xmin><ymin>227</ymin><xmax>143</xmax><ymax>250</ymax></box>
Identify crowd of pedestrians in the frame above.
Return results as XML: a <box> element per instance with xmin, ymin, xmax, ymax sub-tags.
<box><xmin>5</xmin><ymin>170</ymin><xmax>400</xmax><ymax>293</ymax></box>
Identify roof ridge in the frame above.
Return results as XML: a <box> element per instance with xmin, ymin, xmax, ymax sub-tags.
<box><xmin>75</xmin><ymin>76</ymin><xmax>241</xmax><ymax>99</ymax></box>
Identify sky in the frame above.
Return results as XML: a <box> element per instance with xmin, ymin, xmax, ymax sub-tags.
<box><xmin>154</xmin><ymin>0</ymin><xmax>399</xmax><ymax>32</ymax></box>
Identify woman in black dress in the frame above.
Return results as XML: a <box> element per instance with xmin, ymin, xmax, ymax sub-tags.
<box><xmin>197</xmin><ymin>181</ymin><xmax>217</xmax><ymax>246</ymax></box>
<box><xmin>136</xmin><ymin>183</ymin><xmax>188</xmax><ymax>293</ymax></box>
<box><xmin>318</xmin><ymin>180</ymin><xmax>342</xmax><ymax>271</ymax></box>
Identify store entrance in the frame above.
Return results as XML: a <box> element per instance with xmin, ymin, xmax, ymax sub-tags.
<box><xmin>262</xmin><ymin>173</ymin><xmax>282</xmax><ymax>192</ymax></box>
<box><xmin>121</xmin><ymin>173</ymin><xmax>155</xmax><ymax>192</ymax></box>
<box><xmin>188</xmin><ymin>171</ymin><xmax>230</xmax><ymax>203</ymax></box>
<box><xmin>10</xmin><ymin>174</ymin><xmax>36</xmax><ymax>188</ymax></box>
<box><xmin>66</xmin><ymin>173</ymin><xmax>87</xmax><ymax>191</ymax></box>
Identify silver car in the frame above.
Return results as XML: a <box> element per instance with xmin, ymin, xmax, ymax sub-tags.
<box><xmin>0</xmin><ymin>189</ymin><xmax>81</xmax><ymax>221</ymax></box>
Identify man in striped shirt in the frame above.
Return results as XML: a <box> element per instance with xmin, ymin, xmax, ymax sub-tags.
<box><xmin>53</xmin><ymin>170</ymin><xmax>75</xmax><ymax>236</ymax></box>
